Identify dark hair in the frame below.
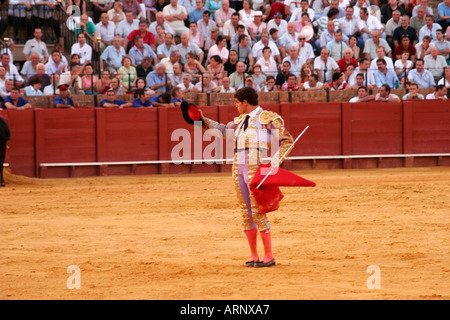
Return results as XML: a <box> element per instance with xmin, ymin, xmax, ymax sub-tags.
<box><xmin>381</xmin><ymin>84</ymin><xmax>391</xmax><ymax>93</ymax></box>
<box><xmin>332</xmin><ymin>71</ymin><xmax>343</xmax><ymax>82</ymax></box>
<box><xmin>262</xmin><ymin>46</ymin><xmax>271</xmax><ymax>54</ymax></box>
<box><xmin>70</xmin><ymin>62</ymin><xmax>80</xmax><ymax>69</ymax></box>
<box><xmin>210</xmin><ymin>55</ymin><xmax>222</xmax><ymax>64</ymax></box>
<box><xmin>328</xmin><ymin>7</ymin><xmax>340</xmax><ymax>18</ymax></box>
<box><xmin>358</xmin><ymin>86</ymin><xmax>368</xmax><ymax>92</ymax></box>
<box><xmin>29</xmin><ymin>76</ymin><xmax>43</xmax><ymax>86</ymax></box>
<box><xmin>234</xmin><ymin>87</ymin><xmax>258</xmax><ymax>106</ymax></box>
<box><xmin>415</xmin><ymin>59</ymin><xmax>424</xmax><ymax>66</ymax></box>
<box><xmin>160</xmin><ymin>93</ymin><xmax>171</xmax><ymax>103</ymax></box>
<box><xmin>171</xmin><ymin>86</ymin><xmax>181</xmax><ymax>97</ymax></box>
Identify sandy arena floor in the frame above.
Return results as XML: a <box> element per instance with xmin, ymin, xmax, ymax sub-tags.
<box><xmin>0</xmin><ymin>167</ymin><xmax>449</xmax><ymax>300</ymax></box>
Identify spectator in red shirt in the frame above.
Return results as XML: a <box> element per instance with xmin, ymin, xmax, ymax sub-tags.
<box><xmin>337</xmin><ymin>47</ymin><xmax>359</xmax><ymax>72</ymax></box>
<box><xmin>329</xmin><ymin>71</ymin><xmax>350</xmax><ymax>91</ymax></box>
<box><xmin>394</xmin><ymin>34</ymin><xmax>417</xmax><ymax>62</ymax></box>
<box><xmin>124</xmin><ymin>19</ymin><xmax>156</xmax><ymax>53</ymax></box>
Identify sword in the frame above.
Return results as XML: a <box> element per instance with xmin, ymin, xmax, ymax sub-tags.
<box><xmin>256</xmin><ymin>125</ymin><xmax>310</xmax><ymax>189</ymax></box>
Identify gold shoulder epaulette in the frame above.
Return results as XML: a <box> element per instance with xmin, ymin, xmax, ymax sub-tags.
<box><xmin>259</xmin><ymin>111</ymin><xmax>282</xmax><ymax>125</ymax></box>
<box><xmin>234</xmin><ymin>113</ymin><xmax>248</xmax><ymax>124</ymax></box>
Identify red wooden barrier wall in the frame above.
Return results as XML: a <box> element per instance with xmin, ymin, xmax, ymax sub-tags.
<box><xmin>1</xmin><ymin>100</ymin><xmax>449</xmax><ymax>179</ymax></box>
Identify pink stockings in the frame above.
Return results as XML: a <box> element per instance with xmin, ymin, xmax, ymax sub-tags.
<box><xmin>245</xmin><ymin>228</ymin><xmax>274</xmax><ymax>263</ymax></box>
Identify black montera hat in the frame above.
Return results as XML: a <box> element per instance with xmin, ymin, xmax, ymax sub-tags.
<box><xmin>180</xmin><ymin>101</ymin><xmax>203</xmax><ymax>126</ymax></box>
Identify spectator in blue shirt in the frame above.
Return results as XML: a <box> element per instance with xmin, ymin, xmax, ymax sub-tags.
<box><xmin>374</xmin><ymin>58</ymin><xmax>400</xmax><ymax>89</ymax></box>
<box><xmin>437</xmin><ymin>0</ymin><xmax>450</xmax><ymax>30</ymax></box>
<box><xmin>146</xmin><ymin>63</ymin><xmax>171</xmax><ymax>93</ymax></box>
<box><xmin>149</xmin><ymin>92</ymin><xmax>173</xmax><ymax>107</ymax></box>
<box><xmin>100</xmin><ymin>35</ymin><xmax>127</xmax><ymax>74</ymax></box>
<box><xmin>128</xmin><ymin>36</ymin><xmax>157</xmax><ymax>67</ymax></box>
<box><xmin>100</xmin><ymin>89</ymin><xmax>133</xmax><ymax>108</ymax></box>
<box><xmin>407</xmin><ymin>59</ymin><xmax>436</xmax><ymax>89</ymax></box>
<box><xmin>2</xmin><ymin>87</ymin><xmax>32</xmax><ymax>110</ymax></box>
<box><xmin>171</xmin><ymin>86</ymin><xmax>186</xmax><ymax>107</ymax></box>
<box><xmin>189</xmin><ymin>0</ymin><xmax>208</xmax><ymax>22</ymax></box>
<box><xmin>53</xmin><ymin>84</ymin><xmax>79</xmax><ymax>108</ymax></box>
<box><xmin>133</xmin><ymin>88</ymin><xmax>153</xmax><ymax>107</ymax></box>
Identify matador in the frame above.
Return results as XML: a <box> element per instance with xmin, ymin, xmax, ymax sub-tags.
<box><xmin>198</xmin><ymin>87</ymin><xmax>294</xmax><ymax>267</ymax></box>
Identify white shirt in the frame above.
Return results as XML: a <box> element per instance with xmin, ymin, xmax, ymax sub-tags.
<box><xmin>252</xmin><ymin>41</ymin><xmax>280</xmax><ymax>61</ymax></box>
<box><xmin>415</xmin><ymin>42</ymin><xmax>436</xmax><ymax>59</ymax></box>
<box><xmin>162</xmin><ymin>5</ymin><xmax>187</xmax><ymax>30</ymax></box>
<box><xmin>303</xmin><ymin>80</ymin><xmax>324</xmax><ymax>89</ymax></box>
<box><xmin>23</xmin><ymin>38</ymin><xmax>49</xmax><ymax>61</ymax></box>
<box><xmin>266</xmin><ymin>19</ymin><xmax>288</xmax><ymax>36</ymax></box>
<box><xmin>43</xmin><ymin>84</ymin><xmax>57</xmax><ymax>96</ymax></box>
<box><xmin>370</xmin><ymin>56</ymin><xmax>394</xmax><ymax>73</ymax></box>
<box><xmin>95</xmin><ymin>21</ymin><xmax>116</xmax><ymax>43</ymax></box>
<box><xmin>358</xmin><ymin>16</ymin><xmax>383</xmax><ymax>33</ymax></box>
<box><xmin>282</xmin><ymin>55</ymin><xmax>305</xmax><ymax>77</ymax></box>
<box><xmin>45</xmin><ymin>60</ymin><xmax>67</xmax><ymax>75</ymax></box>
<box><xmin>71</xmin><ymin>42</ymin><xmax>93</xmax><ymax>65</ymax></box>
<box><xmin>222</xmin><ymin>20</ymin><xmax>245</xmax><ymax>39</ymax></box>
<box><xmin>297</xmin><ymin>42</ymin><xmax>315</xmax><ymax>63</ymax></box>
<box><xmin>385</xmin><ymin>18</ymin><xmax>401</xmax><ymax>37</ymax></box>
<box><xmin>418</xmin><ymin>23</ymin><xmax>442</xmax><ymax>43</ymax></box>
<box><xmin>256</xmin><ymin>57</ymin><xmax>278</xmax><ymax>77</ymax></box>
<box><xmin>426</xmin><ymin>93</ymin><xmax>447</xmax><ymax>100</ymax></box>
<box><xmin>437</xmin><ymin>77</ymin><xmax>450</xmax><ymax>87</ymax></box>
<box><xmin>117</xmin><ymin>19</ymin><xmax>139</xmax><ymax>38</ymax></box>
<box><xmin>424</xmin><ymin>54</ymin><xmax>448</xmax><ymax>78</ymax></box>
<box><xmin>32</xmin><ymin>0</ymin><xmax>56</xmax><ymax>19</ymax></box>
<box><xmin>313</xmin><ymin>56</ymin><xmax>339</xmax><ymax>82</ymax></box>
<box><xmin>338</xmin><ymin>16</ymin><xmax>359</xmax><ymax>36</ymax></box>
<box><xmin>0</xmin><ymin>62</ymin><xmax>24</xmax><ymax>82</ymax></box>
<box><xmin>412</xmin><ymin>5</ymin><xmax>433</xmax><ymax>17</ymax></box>
<box><xmin>219</xmin><ymin>86</ymin><xmax>236</xmax><ymax>93</ymax></box>
<box><xmin>289</xmin><ymin>8</ymin><xmax>315</xmax><ymax>23</ymax></box>
<box><xmin>348</xmin><ymin>66</ymin><xmax>375</xmax><ymax>86</ymax></box>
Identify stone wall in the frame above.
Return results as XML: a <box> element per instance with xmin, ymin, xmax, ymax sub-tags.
<box><xmin>23</xmin><ymin>88</ymin><xmax>437</xmax><ymax>109</ymax></box>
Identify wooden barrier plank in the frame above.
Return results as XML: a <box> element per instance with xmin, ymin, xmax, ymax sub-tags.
<box><xmin>350</xmin><ymin>102</ymin><xmax>403</xmax><ymax>155</ymax></box>
<box><xmin>104</xmin><ymin>108</ymin><xmax>159</xmax><ymax>161</ymax></box>
<box><xmin>411</xmin><ymin>100</ymin><xmax>450</xmax><ymax>154</ymax></box>
<box><xmin>285</xmin><ymin>102</ymin><xmax>342</xmax><ymax>157</ymax></box>
<box><xmin>5</xmin><ymin>110</ymin><xmax>36</xmax><ymax>177</ymax></box>
<box><xmin>41</xmin><ymin>109</ymin><xmax>97</xmax><ymax>165</ymax></box>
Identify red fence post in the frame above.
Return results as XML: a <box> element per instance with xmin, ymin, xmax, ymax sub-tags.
<box><xmin>95</xmin><ymin>108</ymin><xmax>107</xmax><ymax>176</ymax></box>
<box><xmin>341</xmin><ymin>102</ymin><xmax>352</xmax><ymax>169</ymax></box>
<box><xmin>34</xmin><ymin>109</ymin><xmax>45</xmax><ymax>178</ymax></box>
<box><xmin>402</xmin><ymin>101</ymin><xmax>414</xmax><ymax>167</ymax></box>
<box><xmin>158</xmin><ymin>107</ymin><xmax>170</xmax><ymax>174</ymax></box>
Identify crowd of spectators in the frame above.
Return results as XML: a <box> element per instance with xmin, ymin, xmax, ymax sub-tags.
<box><xmin>1</xmin><ymin>0</ymin><xmax>450</xmax><ymax>109</ymax></box>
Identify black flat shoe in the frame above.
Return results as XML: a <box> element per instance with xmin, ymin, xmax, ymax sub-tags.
<box><xmin>255</xmin><ymin>258</ymin><xmax>275</xmax><ymax>267</ymax></box>
<box><xmin>245</xmin><ymin>259</ymin><xmax>260</xmax><ymax>267</ymax></box>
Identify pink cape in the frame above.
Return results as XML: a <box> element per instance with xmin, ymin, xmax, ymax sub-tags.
<box><xmin>250</xmin><ymin>163</ymin><xmax>316</xmax><ymax>214</ymax></box>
